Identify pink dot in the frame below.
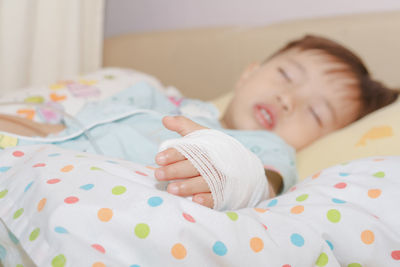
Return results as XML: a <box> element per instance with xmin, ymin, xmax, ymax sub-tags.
<box><xmin>91</xmin><ymin>244</ymin><xmax>106</xmax><ymax>254</ymax></box>
<box><xmin>47</xmin><ymin>179</ymin><xmax>61</xmax><ymax>184</ymax></box>
<box><xmin>13</xmin><ymin>151</ymin><xmax>24</xmax><ymax>157</ymax></box>
<box><xmin>262</xmin><ymin>224</ymin><xmax>268</xmax><ymax>230</ymax></box>
<box><xmin>33</xmin><ymin>163</ymin><xmax>46</xmax><ymax>168</ymax></box>
<box><xmin>392</xmin><ymin>250</ymin><xmax>400</xmax><ymax>260</ymax></box>
<box><xmin>64</xmin><ymin>196</ymin><xmax>79</xmax><ymax>204</ymax></box>
<box><xmin>334</xmin><ymin>182</ymin><xmax>347</xmax><ymax>189</ymax></box>
<box><xmin>135</xmin><ymin>170</ymin><xmax>148</xmax><ymax>176</ymax></box>
<box><xmin>289</xmin><ymin>186</ymin><xmax>297</xmax><ymax>192</ymax></box>
<box><xmin>282</xmin><ymin>265</ymin><xmax>291</xmax><ymax>267</ymax></box>
<box><xmin>182</xmin><ymin>212</ymin><xmax>196</xmax><ymax>223</ymax></box>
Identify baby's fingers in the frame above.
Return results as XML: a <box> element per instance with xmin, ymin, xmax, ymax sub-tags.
<box><xmin>155</xmin><ymin>148</ymin><xmax>185</xmax><ymax>166</ymax></box>
<box><xmin>155</xmin><ymin>159</ymin><xmax>200</xmax><ymax>181</ymax></box>
<box><xmin>193</xmin><ymin>193</ymin><xmax>214</xmax><ymax>208</ymax></box>
<box><xmin>167</xmin><ymin>176</ymin><xmax>209</xmax><ymax>196</ymax></box>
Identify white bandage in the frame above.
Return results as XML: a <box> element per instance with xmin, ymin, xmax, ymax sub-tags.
<box><xmin>159</xmin><ymin>129</ymin><xmax>269</xmax><ymax>210</ymax></box>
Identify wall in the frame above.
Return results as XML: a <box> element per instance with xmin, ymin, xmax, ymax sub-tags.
<box><xmin>104</xmin><ymin>0</ymin><xmax>400</xmax><ymax>37</ymax></box>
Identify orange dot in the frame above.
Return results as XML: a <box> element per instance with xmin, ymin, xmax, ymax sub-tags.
<box><xmin>361</xmin><ymin>230</ymin><xmax>375</xmax><ymax>245</ymax></box>
<box><xmin>312</xmin><ymin>171</ymin><xmax>321</xmax><ymax>179</ymax></box>
<box><xmin>254</xmin><ymin>208</ymin><xmax>268</xmax><ymax>213</ymax></box>
<box><xmin>61</xmin><ymin>165</ymin><xmax>74</xmax><ymax>172</ymax></box>
<box><xmin>250</xmin><ymin>237</ymin><xmax>264</xmax><ymax>253</ymax></box>
<box><xmin>373</xmin><ymin>158</ymin><xmax>385</xmax><ymax>162</ymax></box>
<box><xmin>368</xmin><ymin>189</ymin><xmax>381</xmax><ymax>199</ymax></box>
<box><xmin>291</xmin><ymin>205</ymin><xmax>304</xmax><ymax>214</ymax></box>
<box><xmin>92</xmin><ymin>262</ymin><xmax>106</xmax><ymax>267</ymax></box>
<box><xmin>171</xmin><ymin>243</ymin><xmax>187</xmax><ymax>259</ymax></box>
<box><xmin>37</xmin><ymin>198</ymin><xmax>47</xmax><ymax>212</ymax></box>
<box><xmin>98</xmin><ymin>208</ymin><xmax>113</xmax><ymax>222</ymax></box>
<box><xmin>146</xmin><ymin>165</ymin><xmax>156</xmax><ymax>170</ymax></box>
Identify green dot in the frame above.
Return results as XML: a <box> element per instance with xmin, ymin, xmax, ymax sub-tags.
<box><xmin>16</xmin><ymin>264</ymin><xmax>24</xmax><ymax>267</ymax></box>
<box><xmin>29</xmin><ymin>228</ymin><xmax>40</xmax><ymax>241</ymax></box>
<box><xmin>296</xmin><ymin>194</ymin><xmax>309</xmax><ymax>202</ymax></box>
<box><xmin>135</xmin><ymin>223</ymin><xmax>150</xmax><ymax>239</ymax></box>
<box><xmin>327</xmin><ymin>209</ymin><xmax>341</xmax><ymax>223</ymax></box>
<box><xmin>52</xmin><ymin>254</ymin><xmax>66</xmax><ymax>267</ymax></box>
<box><xmin>316</xmin><ymin>252</ymin><xmax>329</xmax><ymax>266</ymax></box>
<box><xmin>0</xmin><ymin>189</ymin><xmax>8</xmax><ymax>199</ymax></box>
<box><xmin>13</xmin><ymin>208</ymin><xmax>24</xmax><ymax>219</ymax></box>
<box><xmin>348</xmin><ymin>263</ymin><xmax>362</xmax><ymax>267</ymax></box>
<box><xmin>112</xmin><ymin>186</ymin><xmax>126</xmax><ymax>195</ymax></box>
<box><xmin>373</xmin><ymin>171</ymin><xmax>385</xmax><ymax>178</ymax></box>
<box><xmin>226</xmin><ymin>211</ymin><xmax>239</xmax><ymax>221</ymax></box>
<box><xmin>90</xmin><ymin>166</ymin><xmax>103</xmax><ymax>171</ymax></box>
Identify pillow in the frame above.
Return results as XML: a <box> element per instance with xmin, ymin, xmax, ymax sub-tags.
<box><xmin>212</xmin><ymin>93</ymin><xmax>400</xmax><ymax>180</ymax></box>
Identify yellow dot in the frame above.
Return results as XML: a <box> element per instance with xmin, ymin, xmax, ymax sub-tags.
<box><xmin>92</xmin><ymin>262</ymin><xmax>106</xmax><ymax>267</ymax></box>
<box><xmin>250</xmin><ymin>237</ymin><xmax>264</xmax><ymax>253</ymax></box>
<box><xmin>368</xmin><ymin>189</ymin><xmax>381</xmax><ymax>199</ymax></box>
<box><xmin>61</xmin><ymin>165</ymin><xmax>74</xmax><ymax>172</ymax></box>
<box><xmin>361</xmin><ymin>230</ymin><xmax>374</xmax><ymax>245</ymax></box>
<box><xmin>171</xmin><ymin>243</ymin><xmax>187</xmax><ymax>259</ymax></box>
<box><xmin>254</xmin><ymin>208</ymin><xmax>268</xmax><ymax>213</ymax></box>
<box><xmin>291</xmin><ymin>205</ymin><xmax>304</xmax><ymax>214</ymax></box>
<box><xmin>37</xmin><ymin>198</ymin><xmax>47</xmax><ymax>212</ymax></box>
<box><xmin>97</xmin><ymin>208</ymin><xmax>113</xmax><ymax>222</ymax></box>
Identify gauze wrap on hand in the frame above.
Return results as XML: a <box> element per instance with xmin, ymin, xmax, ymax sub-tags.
<box><xmin>159</xmin><ymin>129</ymin><xmax>269</xmax><ymax>210</ymax></box>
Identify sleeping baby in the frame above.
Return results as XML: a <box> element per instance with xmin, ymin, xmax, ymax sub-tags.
<box><xmin>0</xmin><ymin>35</ymin><xmax>398</xmax><ymax>210</ymax></box>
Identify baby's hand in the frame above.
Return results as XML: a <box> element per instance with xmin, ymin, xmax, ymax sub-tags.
<box><xmin>155</xmin><ymin>116</ymin><xmax>214</xmax><ymax>208</ymax></box>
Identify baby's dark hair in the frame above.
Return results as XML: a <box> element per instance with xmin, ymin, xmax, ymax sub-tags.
<box><xmin>273</xmin><ymin>35</ymin><xmax>399</xmax><ymax>120</ymax></box>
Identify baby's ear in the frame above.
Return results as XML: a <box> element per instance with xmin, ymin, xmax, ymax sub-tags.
<box><xmin>236</xmin><ymin>62</ymin><xmax>261</xmax><ymax>89</ymax></box>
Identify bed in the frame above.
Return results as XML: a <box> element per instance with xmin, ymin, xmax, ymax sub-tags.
<box><xmin>1</xmin><ymin>11</ymin><xmax>400</xmax><ymax>267</ymax></box>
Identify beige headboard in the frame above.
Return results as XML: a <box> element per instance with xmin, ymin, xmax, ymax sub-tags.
<box><xmin>103</xmin><ymin>11</ymin><xmax>400</xmax><ymax>100</ymax></box>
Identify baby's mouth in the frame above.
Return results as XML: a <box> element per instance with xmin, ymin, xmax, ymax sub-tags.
<box><xmin>254</xmin><ymin>104</ymin><xmax>275</xmax><ymax>130</ymax></box>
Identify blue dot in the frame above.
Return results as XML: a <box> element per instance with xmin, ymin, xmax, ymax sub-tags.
<box><xmin>80</xmin><ymin>184</ymin><xmax>95</xmax><ymax>191</ymax></box>
<box><xmin>24</xmin><ymin>181</ymin><xmax>34</xmax><ymax>193</ymax></box>
<box><xmin>129</xmin><ymin>265</ymin><xmax>140</xmax><ymax>267</ymax></box>
<box><xmin>48</xmin><ymin>153</ymin><xmax>61</xmax><ymax>157</ymax></box>
<box><xmin>0</xmin><ymin>166</ymin><xmax>11</xmax><ymax>173</ymax></box>
<box><xmin>339</xmin><ymin>172</ymin><xmax>349</xmax><ymax>177</ymax></box>
<box><xmin>326</xmin><ymin>240</ymin><xmax>334</xmax><ymax>250</ymax></box>
<box><xmin>106</xmin><ymin>160</ymin><xmax>118</xmax><ymax>164</ymax></box>
<box><xmin>0</xmin><ymin>244</ymin><xmax>6</xmax><ymax>260</ymax></box>
<box><xmin>332</xmin><ymin>198</ymin><xmax>346</xmax><ymax>204</ymax></box>
<box><xmin>267</xmin><ymin>199</ymin><xmax>278</xmax><ymax>207</ymax></box>
<box><xmin>148</xmin><ymin>196</ymin><xmax>163</xmax><ymax>207</ymax></box>
<box><xmin>8</xmin><ymin>231</ymin><xmax>19</xmax><ymax>245</ymax></box>
<box><xmin>290</xmin><ymin>233</ymin><xmax>304</xmax><ymax>247</ymax></box>
<box><xmin>212</xmin><ymin>241</ymin><xmax>227</xmax><ymax>256</ymax></box>
<box><xmin>54</xmin><ymin>227</ymin><xmax>69</xmax><ymax>234</ymax></box>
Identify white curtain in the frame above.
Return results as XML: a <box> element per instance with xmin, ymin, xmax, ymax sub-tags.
<box><xmin>0</xmin><ymin>0</ymin><xmax>105</xmax><ymax>95</ymax></box>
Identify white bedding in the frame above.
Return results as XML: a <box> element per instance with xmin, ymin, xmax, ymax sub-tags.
<box><xmin>0</xmin><ymin>145</ymin><xmax>399</xmax><ymax>266</ymax></box>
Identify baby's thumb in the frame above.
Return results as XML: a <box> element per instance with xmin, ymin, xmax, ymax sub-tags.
<box><xmin>162</xmin><ymin>116</ymin><xmax>208</xmax><ymax>137</ymax></box>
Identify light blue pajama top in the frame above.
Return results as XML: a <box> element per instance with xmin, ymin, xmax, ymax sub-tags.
<box><xmin>2</xmin><ymin>82</ymin><xmax>297</xmax><ymax>192</ymax></box>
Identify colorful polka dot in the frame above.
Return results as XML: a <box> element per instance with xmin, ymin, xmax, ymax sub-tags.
<box><xmin>0</xmin><ymin>189</ymin><xmax>8</xmax><ymax>199</ymax></box>
<box><xmin>326</xmin><ymin>240</ymin><xmax>334</xmax><ymax>250</ymax></box>
<box><xmin>171</xmin><ymin>243</ymin><xmax>187</xmax><ymax>259</ymax></box>
<box><xmin>61</xmin><ymin>165</ymin><xmax>74</xmax><ymax>172</ymax></box>
<box><xmin>8</xmin><ymin>231</ymin><xmax>19</xmax><ymax>244</ymax></box>
<box><xmin>0</xmin><ymin>244</ymin><xmax>6</xmax><ymax>260</ymax></box>
<box><xmin>52</xmin><ymin>254</ymin><xmax>66</xmax><ymax>267</ymax></box>
<box><xmin>129</xmin><ymin>265</ymin><xmax>140</xmax><ymax>267</ymax></box>
<box><xmin>373</xmin><ymin>171</ymin><xmax>385</xmax><ymax>178</ymax></box>
<box><xmin>64</xmin><ymin>196</ymin><xmax>79</xmax><ymax>204</ymax></box>
<box><xmin>55</xmin><ymin>227</ymin><xmax>69</xmax><ymax>234</ymax></box>
<box><xmin>327</xmin><ymin>209</ymin><xmax>341</xmax><ymax>223</ymax></box>
<box><xmin>90</xmin><ymin>166</ymin><xmax>103</xmax><ymax>171</ymax></box>
<box><xmin>315</xmin><ymin>252</ymin><xmax>329</xmax><ymax>266</ymax></box>
<box><xmin>254</xmin><ymin>208</ymin><xmax>268</xmax><ymax>213</ymax></box>
<box><xmin>148</xmin><ymin>196</ymin><xmax>163</xmax><ymax>207</ymax></box>
<box><xmin>290</xmin><ymin>233</ymin><xmax>304</xmax><ymax>247</ymax></box>
<box><xmin>33</xmin><ymin>163</ymin><xmax>46</xmax><ymax>168</ymax></box>
<box><xmin>267</xmin><ymin>199</ymin><xmax>278</xmax><ymax>207</ymax></box>
<box><xmin>391</xmin><ymin>250</ymin><xmax>400</xmax><ymax>260</ymax></box>
<box><xmin>80</xmin><ymin>184</ymin><xmax>94</xmax><ymax>190</ymax></box>
<box><xmin>368</xmin><ymin>189</ymin><xmax>381</xmax><ymax>199</ymax></box>
<box><xmin>361</xmin><ymin>230</ymin><xmax>374</xmax><ymax>245</ymax></box>
<box><xmin>48</xmin><ymin>153</ymin><xmax>61</xmax><ymax>157</ymax></box>
<box><xmin>13</xmin><ymin>208</ymin><xmax>24</xmax><ymax>219</ymax></box>
<box><xmin>226</xmin><ymin>211</ymin><xmax>239</xmax><ymax>221</ymax></box>
<box><xmin>135</xmin><ymin>170</ymin><xmax>148</xmax><ymax>176</ymax></box>
<box><xmin>92</xmin><ymin>244</ymin><xmax>106</xmax><ymax>254</ymax></box>
<box><xmin>135</xmin><ymin>223</ymin><xmax>150</xmax><ymax>239</ymax></box>
<box><xmin>290</xmin><ymin>205</ymin><xmax>304</xmax><ymax>214</ymax></box>
<box><xmin>282</xmin><ymin>265</ymin><xmax>291</xmax><ymax>267</ymax></box>
<box><xmin>24</xmin><ymin>181</ymin><xmax>34</xmax><ymax>192</ymax></box>
<box><xmin>212</xmin><ymin>241</ymin><xmax>227</xmax><ymax>256</ymax></box>
<box><xmin>334</xmin><ymin>182</ymin><xmax>347</xmax><ymax>189</ymax></box>
<box><xmin>12</xmin><ymin>151</ymin><xmax>24</xmax><ymax>157</ymax></box>
<box><xmin>112</xmin><ymin>185</ymin><xmax>126</xmax><ymax>195</ymax></box>
<box><xmin>98</xmin><ymin>208</ymin><xmax>113</xmax><ymax>222</ymax></box>
<box><xmin>29</xmin><ymin>227</ymin><xmax>40</xmax><ymax>241</ymax></box>
<box><xmin>296</xmin><ymin>194</ymin><xmax>308</xmax><ymax>202</ymax></box>
<box><xmin>347</xmin><ymin>263</ymin><xmax>362</xmax><ymax>267</ymax></box>
<box><xmin>47</xmin><ymin>178</ymin><xmax>61</xmax><ymax>184</ymax></box>
<box><xmin>332</xmin><ymin>198</ymin><xmax>346</xmax><ymax>204</ymax></box>
<box><xmin>92</xmin><ymin>262</ymin><xmax>106</xmax><ymax>267</ymax></box>
<box><xmin>250</xmin><ymin>237</ymin><xmax>264</xmax><ymax>253</ymax></box>
<box><xmin>182</xmin><ymin>212</ymin><xmax>196</xmax><ymax>223</ymax></box>
<box><xmin>0</xmin><ymin>166</ymin><xmax>11</xmax><ymax>172</ymax></box>
<box><xmin>37</xmin><ymin>198</ymin><xmax>47</xmax><ymax>211</ymax></box>
<box><xmin>312</xmin><ymin>171</ymin><xmax>321</xmax><ymax>179</ymax></box>
<box><xmin>339</xmin><ymin>172</ymin><xmax>350</xmax><ymax>177</ymax></box>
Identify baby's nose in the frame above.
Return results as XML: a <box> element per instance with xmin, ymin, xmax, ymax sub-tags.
<box><xmin>276</xmin><ymin>92</ymin><xmax>294</xmax><ymax>113</ymax></box>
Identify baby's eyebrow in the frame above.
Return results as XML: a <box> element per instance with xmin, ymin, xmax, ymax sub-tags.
<box><xmin>288</xmin><ymin>59</ymin><xmax>306</xmax><ymax>74</ymax></box>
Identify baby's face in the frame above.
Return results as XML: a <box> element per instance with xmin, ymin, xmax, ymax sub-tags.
<box><xmin>221</xmin><ymin>48</ymin><xmax>361</xmax><ymax>150</ymax></box>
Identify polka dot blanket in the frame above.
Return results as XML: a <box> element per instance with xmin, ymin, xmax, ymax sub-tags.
<box><xmin>0</xmin><ymin>145</ymin><xmax>399</xmax><ymax>267</ymax></box>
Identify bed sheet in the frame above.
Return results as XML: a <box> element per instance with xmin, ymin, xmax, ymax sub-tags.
<box><xmin>0</xmin><ymin>145</ymin><xmax>399</xmax><ymax>266</ymax></box>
